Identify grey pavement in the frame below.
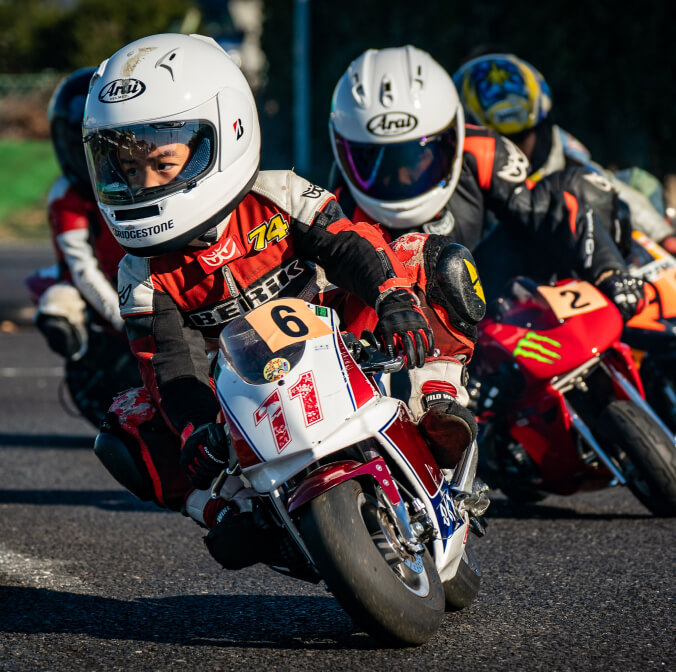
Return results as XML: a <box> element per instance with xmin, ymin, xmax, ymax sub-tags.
<box><xmin>0</xmin><ymin>239</ymin><xmax>54</xmax><ymax>324</ymax></box>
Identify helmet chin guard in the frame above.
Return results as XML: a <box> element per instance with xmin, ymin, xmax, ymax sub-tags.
<box><xmin>84</xmin><ymin>33</ymin><xmax>261</xmax><ymax>256</ymax></box>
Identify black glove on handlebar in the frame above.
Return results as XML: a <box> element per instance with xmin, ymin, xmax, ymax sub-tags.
<box><xmin>595</xmin><ymin>270</ymin><xmax>645</xmax><ymax>323</ymax></box>
<box><xmin>180</xmin><ymin>422</ymin><xmax>232</xmax><ymax>490</ymax></box>
<box><xmin>375</xmin><ymin>289</ymin><xmax>434</xmax><ymax>369</ymax></box>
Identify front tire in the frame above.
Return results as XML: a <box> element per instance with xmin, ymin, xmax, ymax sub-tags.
<box><xmin>299</xmin><ymin>479</ymin><xmax>444</xmax><ymax>646</ymax></box>
<box><xmin>598</xmin><ymin>401</ymin><xmax>676</xmax><ymax>516</ymax></box>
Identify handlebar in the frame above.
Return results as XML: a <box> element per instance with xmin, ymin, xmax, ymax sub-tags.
<box><xmin>341</xmin><ymin>332</ymin><xmax>405</xmax><ymax>375</ymax></box>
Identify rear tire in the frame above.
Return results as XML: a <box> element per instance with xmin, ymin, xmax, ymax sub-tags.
<box><xmin>299</xmin><ymin>479</ymin><xmax>444</xmax><ymax>646</ymax></box>
<box><xmin>598</xmin><ymin>401</ymin><xmax>676</xmax><ymax>516</ymax></box>
<box><xmin>443</xmin><ymin>544</ymin><xmax>481</xmax><ymax>611</ymax></box>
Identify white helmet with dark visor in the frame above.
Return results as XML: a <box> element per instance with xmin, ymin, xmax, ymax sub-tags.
<box><xmin>330</xmin><ymin>46</ymin><xmax>465</xmax><ymax>230</ymax></box>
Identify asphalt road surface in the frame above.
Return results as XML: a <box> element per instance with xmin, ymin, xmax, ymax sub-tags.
<box><xmin>0</xmin><ymin>285</ymin><xmax>674</xmax><ymax>670</ymax></box>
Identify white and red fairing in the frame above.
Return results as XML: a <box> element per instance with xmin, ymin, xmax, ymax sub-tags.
<box><xmin>214</xmin><ymin>302</ymin><xmax>469</xmax><ymax>580</ymax></box>
<box><xmin>215</xmin><ymin>305</ymin><xmax>391</xmax><ymax>489</ymax></box>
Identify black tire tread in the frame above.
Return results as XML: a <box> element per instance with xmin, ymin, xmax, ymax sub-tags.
<box><xmin>443</xmin><ymin>546</ymin><xmax>481</xmax><ymax>611</ymax></box>
<box><xmin>298</xmin><ymin>479</ymin><xmax>444</xmax><ymax>646</ymax></box>
<box><xmin>599</xmin><ymin>401</ymin><xmax>676</xmax><ymax>516</ymax></box>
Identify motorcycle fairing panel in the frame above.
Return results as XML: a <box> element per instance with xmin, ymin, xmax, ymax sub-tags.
<box><xmin>214</xmin><ymin>299</ymin><xmax>470</xmax><ymax>579</ymax></box>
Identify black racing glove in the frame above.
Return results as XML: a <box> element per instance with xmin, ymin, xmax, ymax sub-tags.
<box><xmin>375</xmin><ymin>288</ymin><xmax>434</xmax><ymax>369</ymax></box>
<box><xmin>595</xmin><ymin>270</ymin><xmax>645</xmax><ymax>323</ymax></box>
<box><xmin>179</xmin><ymin>422</ymin><xmax>232</xmax><ymax>490</ymax></box>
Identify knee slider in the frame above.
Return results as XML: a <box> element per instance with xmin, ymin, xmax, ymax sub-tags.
<box><xmin>94</xmin><ymin>417</ymin><xmax>154</xmax><ymax>502</ymax></box>
<box><xmin>425</xmin><ymin>238</ymin><xmax>487</xmax><ymax>339</ymax></box>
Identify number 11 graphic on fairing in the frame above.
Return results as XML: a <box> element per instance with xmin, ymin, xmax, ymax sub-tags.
<box><xmin>254</xmin><ymin>371</ymin><xmax>323</xmax><ymax>452</ymax></box>
<box><xmin>289</xmin><ymin>371</ymin><xmax>323</xmax><ymax>426</ymax></box>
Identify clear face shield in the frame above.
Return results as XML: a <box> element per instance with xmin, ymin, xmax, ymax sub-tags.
<box><xmin>332</xmin><ymin>120</ymin><xmax>459</xmax><ymax>202</ymax></box>
<box><xmin>84</xmin><ymin>120</ymin><xmax>216</xmax><ymax>206</ymax></box>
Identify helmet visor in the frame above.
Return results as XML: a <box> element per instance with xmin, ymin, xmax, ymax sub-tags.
<box><xmin>84</xmin><ymin>121</ymin><xmax>216</xmax><ymax>206</ymax></box>
<box><xmin>332</xmin><ymin>122</ymin><xmax>458</xmax><ymax>202</ymax></box>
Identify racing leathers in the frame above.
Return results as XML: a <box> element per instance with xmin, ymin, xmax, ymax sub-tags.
<box><xmin>101</xmin><ymin>171</ymin><xmax>472</xmax><ymax>519</ymax></box>
<box><xmin>527</xmin><ymin>120</ymin><xmax>674</xmax><ymax>247</ymax></box>
<box><xmin>335</xmin><ymin>124</ymin><xmax>631</xmax><ymax>305</ymax></box>
<box><xmin>30</xmin><ymin>177</ymin><xmax>125</xmax><ymax>359</ymax></box>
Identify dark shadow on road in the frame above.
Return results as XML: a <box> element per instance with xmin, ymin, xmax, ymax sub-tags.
<box><xmin>0</xmin><ymin>489</ymin><xmax>166</xmax><ymax>514</ymax></box>
<box><xmin>485</xmin><ymin>497</ymin><xmax>651</xmax><ymax>521</ymax></box>
<box><xmin>0</xmin><ymin>587</ymin><xmax>382</xmax><ymax>649</ymax></box>
<box><xmin>0</xmin><ymin>434</ymin><xmax>95</xmax><ymax>449</ymax></box>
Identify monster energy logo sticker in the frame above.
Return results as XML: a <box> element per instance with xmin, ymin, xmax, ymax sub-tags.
<box><xmin>513</xmin><ymin>331</ymin><xmax>562</xmax><ymax>364</ymax></box>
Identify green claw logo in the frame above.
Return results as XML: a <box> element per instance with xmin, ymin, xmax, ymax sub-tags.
<box><xmin>513</xmin><ymin>331</ymin><xmax>562</xmax><ymax>364</ymax></box>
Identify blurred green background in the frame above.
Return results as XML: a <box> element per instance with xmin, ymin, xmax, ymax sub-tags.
<box><xmin>1</xmin><ymin>0</ymin><xmax>674</xmax><ymax>239</ymax></box>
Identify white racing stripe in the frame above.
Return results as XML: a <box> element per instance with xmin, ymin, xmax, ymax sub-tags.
<box><xmin>0</xmin><ymin>542</ymin><xmax>89</xmax><ymax>593</ymax></box>
<box><xmin>0</xmin><ymin>367</ymin><xmax>63</xmax><ymax>378</ymax></box>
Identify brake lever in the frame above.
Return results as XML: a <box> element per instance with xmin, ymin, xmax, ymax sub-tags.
<box><xmin>360</xmin><ymin>354</ymin><xmax>405</xmax><ymax>375</ymax></box>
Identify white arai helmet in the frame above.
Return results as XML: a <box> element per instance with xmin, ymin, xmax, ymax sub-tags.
<box><xmin>83</xmin><ymin>33</ymin><xmax>261</xmax><ymax>256</ymax></box>
<box><xmin>330</xmin><ymin>46</ymin><xmax>465</xmax><ymax>230</ymax></box>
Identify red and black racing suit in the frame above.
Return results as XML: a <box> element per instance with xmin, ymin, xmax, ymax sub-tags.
<box><xmin>108</xmin><ymin>170</ymin><xmax>458</xmax><ymax>511</ymax></box>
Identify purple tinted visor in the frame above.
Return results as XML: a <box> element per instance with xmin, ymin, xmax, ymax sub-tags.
<box><xmin>332</xmin><ymin>123</ymin><xmax>458</xmax><ymax>202</ymax></box>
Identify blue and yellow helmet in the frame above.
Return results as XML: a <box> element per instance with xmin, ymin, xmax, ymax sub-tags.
<box><xmin>452</xmin><ymin>53</ymin><xmax>552</xmax><ymax>136</ymax></box>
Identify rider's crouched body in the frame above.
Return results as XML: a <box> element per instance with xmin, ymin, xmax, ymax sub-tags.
<box><xmin>86</xmin><ymin>34</ymin><xmax>484</xmax><ymax>570</ymax></box>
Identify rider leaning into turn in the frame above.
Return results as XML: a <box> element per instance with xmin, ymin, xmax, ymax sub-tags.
<box><xmin>328</xmin><ymin>45</ymin><xmax>645</xmax><ymax>326</ymax></box>
<box><xmin>31</xmin><ymin>67</ymin><xmax>125</xmax><ymax>361</ymax></box>
<box><xmin>451</xmin><ymin>51</ymin><xmax>676</xmax><ymax>255</ymax></box>
<box><xmin>86</xmin><ymin>34</ymin><xmax>485</xmax><ymax>569</ymax></box>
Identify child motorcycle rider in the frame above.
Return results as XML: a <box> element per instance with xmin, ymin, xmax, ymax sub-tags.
<box><xmin>451</xmin><ymin>52</ymin><xmax>676</xmax><ymax>255</ymax></box>
<box><xmin>31</xmin><ymin>67</ymin><xmax>126</xmax><ymax>360</ymax></box>
<box><xmin>86</xmin><ymin>33</ymin><xmax>484</xmax><ymax>569</ymax></box>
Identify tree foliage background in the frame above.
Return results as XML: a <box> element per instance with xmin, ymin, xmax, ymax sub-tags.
<box><xmin>0</xmin><ymin>0</ymin><xmax>673</xmax><ymax>184</ymax></box>
<box><xmin>0</xmin><ymin>0</ymin><xmax>192</xmax><ymax>74</ymax></box>
<box><xmin>260</xmin><ymin>0</ymin><xmax>675</xmax><ymax>185</ymax></box>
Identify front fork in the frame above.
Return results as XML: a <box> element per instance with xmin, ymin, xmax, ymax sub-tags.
<box><xmin>448</xmin><ymin>439</ymin><xmax>490</xmax><ymax>534</ymax></box>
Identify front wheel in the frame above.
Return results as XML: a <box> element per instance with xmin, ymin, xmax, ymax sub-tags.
<box><xmin>598</xmin><ymin>401</ymin><xmax>676</xmax><ymax>516</ymax></box>
<box><xmin>298</xmin><ymin>479</ymin><xmax>444</xmax><ymax>646</ymax></box>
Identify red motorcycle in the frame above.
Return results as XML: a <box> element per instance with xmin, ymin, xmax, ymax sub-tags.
<box><xmin>471</xmin><ymin>275</ymin><xmax>676</xmax><ymax>515</ymax></box>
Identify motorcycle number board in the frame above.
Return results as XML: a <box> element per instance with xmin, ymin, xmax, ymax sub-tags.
<box><xmin>537</xmin><ymin>281</ymin><xmax>608</xmax><ymax>320</ymax></box>
<box><xmin>245</xmin><ymin>298</ymin><xmax>332</xmax><ymax>352</ymax></box>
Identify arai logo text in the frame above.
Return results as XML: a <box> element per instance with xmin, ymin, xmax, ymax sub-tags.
<box><xmin>366</xmin><ymin>112</ymin><xmax>418</xmax><ymax>137</ymax></box>
<box><xmin>98</xmin><ymin>79</ymin><xmax>146</xmax><ymax>103</ymax></box>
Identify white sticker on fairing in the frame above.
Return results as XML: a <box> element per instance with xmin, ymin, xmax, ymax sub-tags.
<box><xmin>497</xmin><ymin>139</ymin><xmax>530</xmax><ymax>183</ymax></box>
<box><xmin>583</xmin><ymin>172</ymin><xmax>613</xmax><ymax>192</ymax></box>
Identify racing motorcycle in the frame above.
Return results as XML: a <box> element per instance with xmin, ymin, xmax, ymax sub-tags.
<box><xmin>470</xmin><ymin>275</ymin><xmax>676</xmax><ymax>515</ymax></box>
<box><xmin>210</xmin><ymin>297</ymin><xmax>489</xmax><ymax>646</ymax></box>
<box><xmin>25</xmin><ymin>265</ymin><xmax>140</xmax><ymax>428</ymax></box>
<box><xmin>623</xmin><ymin>230</ymin><xmax>676</xmax><ymax>432</ymax></box>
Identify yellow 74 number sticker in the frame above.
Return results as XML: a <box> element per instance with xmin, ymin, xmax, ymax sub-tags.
<box><xmin>247</xmin><ymin>214</ymin><xmax>289</xmax><ymax>251</ymax></box>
